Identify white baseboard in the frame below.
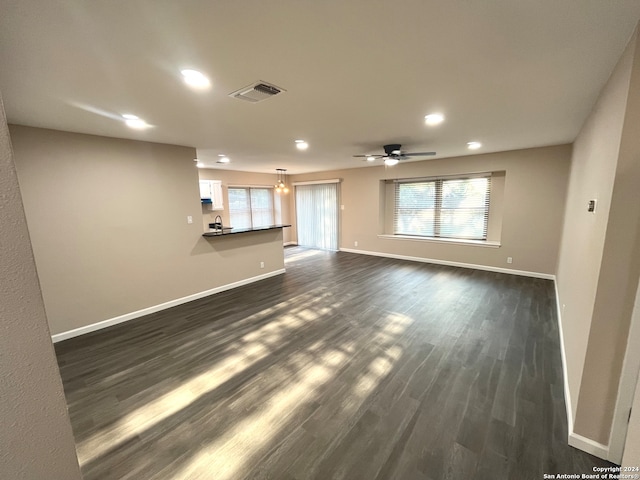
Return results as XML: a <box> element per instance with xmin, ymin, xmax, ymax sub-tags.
<box><xmin>554</xmin><ymin>280</ymin><xmax>576</xmax><ymax>438</ymax></box>
<box><xmin>338</xmin><ymin>247</ymin><xmax>555</xmax><ymax>280</ymax></box>
<box><xmin>554</xmin><ymin>279</ymin><xmax>610</xmax><ymax>461</ymax></box>
<box><xmin>51</xmin><ymin>268</ymin><xmax>286</xmax><ymax>343</ymax></box>
<box><xmin>283</xmin><ymin>241</ymin><xmax>298</xmax><ymax>246</ymax></box>
<box><xmin>569</xmin><ymin>432</ymin><xmax>610</xmax><ymax>460</ymax></box>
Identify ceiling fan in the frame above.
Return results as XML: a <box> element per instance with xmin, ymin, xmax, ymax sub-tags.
<box><xmin>353</xmin><ymin>144</ymin><xmax>436</xmax><ymax>166</ymax></box>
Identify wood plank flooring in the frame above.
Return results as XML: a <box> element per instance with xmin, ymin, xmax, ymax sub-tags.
<box><xmin>54</xmin><ymin>247</ymin><xmax>614</xmax><ymax>479</ymax></box>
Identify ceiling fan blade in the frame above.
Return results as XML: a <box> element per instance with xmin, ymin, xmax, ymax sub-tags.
<box><xmin>353</xmin><ymin>154</ymin><xmax>384</xmax><ymax>158</ymax></box>
<box><xmin>402</xmin><ymin>151</ymin><xmax>437</xmax><ymax>156</ymax></box>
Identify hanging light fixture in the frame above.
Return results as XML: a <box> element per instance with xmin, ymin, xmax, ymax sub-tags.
<box><xmin>274</xmin><ymin>168</ymin><xmax>289</xmax><ymax>194</ymax></box>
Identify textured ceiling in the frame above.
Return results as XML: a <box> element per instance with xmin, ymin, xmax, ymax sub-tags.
<box><xmin>1</xmin><ymin>0</ymin><xmax>639</xmax><ymax>173</ymax></box>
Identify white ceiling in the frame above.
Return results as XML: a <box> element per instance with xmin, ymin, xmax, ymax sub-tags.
<box><xmin>1</xmin><ymin>0</ymin><xmax>639</xmax><ymax>174</ymax></box>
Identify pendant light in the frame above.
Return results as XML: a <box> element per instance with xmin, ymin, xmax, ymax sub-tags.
<box><xmin>275</xmin><ymin>168</ymin><xmax>289</xmax><ymax>194</ymax></box>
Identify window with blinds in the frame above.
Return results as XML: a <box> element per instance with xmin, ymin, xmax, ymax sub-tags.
<box><xmin>394</xmin><ymin>175</ymin><xmax>491</xmax><ymax>240</ymax></box>
<box><xmin>228</xmin><ymin>187</ymin><xmax>274</xmax><ymax>229</ymax></box>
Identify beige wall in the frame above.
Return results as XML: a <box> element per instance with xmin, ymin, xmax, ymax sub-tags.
<box><xmin>623</xmin><ymin>369</ymin><xmax>640</xmax><ymax>466</ymax></box>
<box><xmin>556</xmin><ymin>28</ymin><xmax>634</xmax><ymax>431</ymax></box>
<box><xmin>10</xmin><ymin>126</ymin><xmax>286</xmax><ymax>336</ymax></box>
<box><xmin>288</xmin><ymin>145</ymin><xmax>571</xmax><ymax>275</ymax></box>
<box><xmin>198</xmin><ymin>168</ymin><xmax>293</xmax><ymax>244</ymax></box>
<box><xmin>0</xmin><ymin>100</ymin><xmax>81</xmax><ymax>476</ymax></box>
<box><xmin>557</xmin><ymin>26</ymin><xmax>640</xmax><ymax>447</ymax></box>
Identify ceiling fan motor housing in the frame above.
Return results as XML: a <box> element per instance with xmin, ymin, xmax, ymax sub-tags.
<box><xmin>384</xmin><ymin>144</ymin><xmax>402</xmax><ymax>156</ymax></box>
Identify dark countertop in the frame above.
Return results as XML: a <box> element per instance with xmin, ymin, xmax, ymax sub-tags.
<box><xmin>202</xmin><ymin>224</ymin><xmax>291</xmax><ymax>237</ymax></box>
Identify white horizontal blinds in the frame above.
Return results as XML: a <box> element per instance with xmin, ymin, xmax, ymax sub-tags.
<box><xmin>250</xmin><ymin>188</ymin><xmax>274</xmax><ymax>227</ymax></box>
<box><xmin>295</xmin><ymin>183</ymin><xmax>338</xmax><ymax>250</ymax></box>
<box><xmin>228</xmin><ymin>187</ymin><xmax>274</xmax><ymax>228</ymax></box>
<box><xmin>228</xmin><ymin>187</ymin><xmax>252</xmax><ymax>229</ymax></box>
<box><xmin>394</xmin><ymin>175</ymin><xmax>491</xmax><ymax>240</ymax></box>
<box><xmin>394</xmin><ymin>181</ymin><xmax>437</xmax><ymax>237</ymax></box>
<box><xmin>439</xmin><ymin>177</ymin><xmax>490</xmax><ymax>239</ymax></box>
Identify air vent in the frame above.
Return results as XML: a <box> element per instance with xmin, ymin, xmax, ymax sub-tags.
<box><xmin>229</xmin><ymin>81</ymin><xmax>286</xmax><ymax>103</ymax></box>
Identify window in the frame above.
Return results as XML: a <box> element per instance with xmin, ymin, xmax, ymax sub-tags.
<box><xmin>228</xmin><ymin>187</ymin><xmax>274</xmax><ymax>228</ymax></box>
<box><xmin>394</xmin><ymin>175</ymin><xmax>491</xmax><ymax>240</ymax></box>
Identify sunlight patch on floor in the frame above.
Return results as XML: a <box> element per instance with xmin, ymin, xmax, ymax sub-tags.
<box><xmin>170</xmin><ymin>346</ymin><xmax>347</xmax><ymax>480</ymax></box>
<box><xmin>168</xmin><ymin>311</ymin><xmax>413</xmax><ymax>480</ymax></box>
<box><xmin>284</xmin><ymin>248</ymin><xmax>325</xmax><ymax>263</ymax></box>
<box><xmin>76</xmin><ymin>288</ymin><xmax>343</xmax><ymax>467</ymax></box>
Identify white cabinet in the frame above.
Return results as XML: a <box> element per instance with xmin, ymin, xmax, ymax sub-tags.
<box><xmin>199</xmin><ymin>180</ymin><xmax>223</xmax><ymax>210</ymax></box>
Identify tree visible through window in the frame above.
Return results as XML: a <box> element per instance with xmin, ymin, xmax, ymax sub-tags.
<box><xmin>228</xmin><ymin>187</ymin><xmax>274</xmax><ymax>228</ymax></box>
<box><xmin>394</xmin><ymin>176</ymin><xmax>491</xmax><ymax>240</ymax></box>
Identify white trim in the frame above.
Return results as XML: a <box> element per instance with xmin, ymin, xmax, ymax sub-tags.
<box><xmin>608</xmin><ymin>279</ymin><xmax>640</xmax><ymax>463</ymax></box>
<box><xmin>391</xmin><ymin>171</ymin><xmax>493</xmax><ymax>183</ymax></box>
<box><xmin>555</xmin><ymin>279</ymin><xmax>575</xmax><ymax>438</ymax></box>
<box><xmin>338</xmin><ymin>248</ymin><xmax>554</xmax><ymax>279</ymax></box>
<box><xmin>568</xmin><ymin>432</ymin><xmax>609</xmax><ymax>460</ymax></box>
<box><xmin>377</xmin><ymin>234</ymin><xmax>501</xmax><ymax>248</ymax></box>
<box><xmin>292</xmin><ymin>179</ymin><xmax>341</xmax><ymax>186</ymax></box>
<box><xmin>283</xmin><ymin>241</ymin><xmax>298</xmax><ymax>246</ymax></box>
<box><xmin>555</xmin><ymin>279</ymin><xmax>611</xmax><ymax>461</ymax></box>
<box><xmin>227</xmin><ymin>184</ymin><xmax>274</xmax><ymax>189</ymax></box>
<box><xmin>51</xmin><ymin>269</ymin><xmax>286</xmax><ymax>343</ymax></box>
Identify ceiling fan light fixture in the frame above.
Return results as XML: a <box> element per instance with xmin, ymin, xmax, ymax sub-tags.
<box><xmin>384</xmin><ymin>158</ymin><xmax>399</xmax><ymax>166</ymax></box>
<box><xmin>366</xmin><ymin>156</ymin><xmax>376</xmax><ymax>162</ymax></box>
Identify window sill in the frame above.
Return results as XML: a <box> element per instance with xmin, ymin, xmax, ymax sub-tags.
<box><xmin>377</xmin><ymin>234</ymin><xmax>501</xmax><ymax>248</ymax></box>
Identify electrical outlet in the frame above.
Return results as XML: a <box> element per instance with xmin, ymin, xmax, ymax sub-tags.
<box><xmin>507</xmin><ymin>257</ymin><xmax>513</xmax><ymax>264</ymax></box>
<box><xmin>260</xmin><ymin>261</ymin><xmax>265</xmax><ymax>269</ymax></box>
<box><xmin>354</xmin><ymin>241</ymin><xmax>358</xmax><ymax>247</ymax></box>
<box><xmin>187</xmin><ymin>216</ymin><xmax>193</xmax><ymax>224</ymax></box>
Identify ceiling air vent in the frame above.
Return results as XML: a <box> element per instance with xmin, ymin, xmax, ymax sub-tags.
<box><xmin>228</xmin><ymin>81</ymin><xmax>286</xmax><ymax>103</ymax></box>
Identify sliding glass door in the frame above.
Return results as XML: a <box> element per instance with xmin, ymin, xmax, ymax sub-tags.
<box><xmin>295</xmin><ymin>182</ymin><xmax>338</xmax><ymax>251</ymax></box>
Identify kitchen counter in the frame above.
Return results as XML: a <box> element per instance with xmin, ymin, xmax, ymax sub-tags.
<box><xmin>202</xmin><ymin>224</ymin><xmax>290</xmax><ymax>237</ymax></box>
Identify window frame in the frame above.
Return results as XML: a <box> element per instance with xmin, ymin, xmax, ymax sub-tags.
<box><xmin>227</xmin><ymin>186</ymin><xmax>275</xmax><ymax>229</ymax></box>
<box><xmin>393</xmin><ymin>174</ymin><xmax>491</xmax><ymax>241</ymax></box>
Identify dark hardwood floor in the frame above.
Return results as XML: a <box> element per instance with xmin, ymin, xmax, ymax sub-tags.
<box><xmin>55</xmin><ymin>247</ymin><xmax>613</xmax><ymax>480</ymax></box>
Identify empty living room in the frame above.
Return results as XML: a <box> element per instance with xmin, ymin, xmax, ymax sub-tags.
<box><xmin>2</xmin><ymin>2</ymin><xmax>640</xmax><ymax>479</ymax></box>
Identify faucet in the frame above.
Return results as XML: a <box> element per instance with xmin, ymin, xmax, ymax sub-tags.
<box><xmin>212</xmin><ymin>215</ymin><xmax>223</xmax><ymax>233</ymax></box>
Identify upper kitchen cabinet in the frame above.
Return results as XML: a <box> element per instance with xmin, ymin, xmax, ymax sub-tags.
<box><xmin>199</xmin><ymin>179</ymin><xmax>223</xmax><ymax>210</ymax></box>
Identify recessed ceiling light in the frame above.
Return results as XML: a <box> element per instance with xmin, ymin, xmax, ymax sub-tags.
<box><xmin>196</xmin><ymin>162</ymin><xmax>205</xmax><ymax>168</ymax></box>
<box><xmin>217</xmin><ymin>156</ymin><xmax>230</xmax><ymax>164</ymax></box>
<box><xmin>366</xmin><ymin>156</ymin><xmax>376</xmax><ymax>162</ymax></box>
<box><xmin>122</xmin><ymin>114</ymin><xmax>150</xmax><ymax>129</ymax></box>
<box><xmin>295</xmin><ymin>140</ymin><xmax>309</xmax><ymax>150</ymax></box>
<box><xmin>180</xmin><ymin>69</ymin><xmax>211</xmax><ymax>89</ymax></box>
<box><xmin>467</xmin><ymin>141</ymin><xmax>482</xmax><ymax>150</ymax></box>
<box><xmin>384</xmin><ymin>158</ymin><xmax>399</xmax><ymax>166</ymax></box>
<box><xmin>425</xmin><ymin>113</ymin><xmax>444</xmax><ymax>125</ymax></box>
